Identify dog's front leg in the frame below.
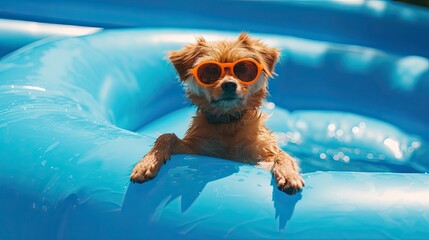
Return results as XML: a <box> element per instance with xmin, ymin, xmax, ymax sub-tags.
<box><xmin>130</xmin><ymin>133</ymin><xmax>194</xmax><ymax>183</ymax></box>
<box><xmin>271</xmin><ymin>150</ymin><xmax>305</xmax><ymax>195</ymax></box>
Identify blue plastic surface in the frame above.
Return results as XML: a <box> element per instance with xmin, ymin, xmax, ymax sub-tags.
<box><xmin>2</xmin><ymin>1</ymin><xmax>429</xmax><ymax>57</ymax></box>
<box><xmin>1</xmin><ymin>2</ymin><xmax>429</xmax><ymax>239</ymax></box>
<box><xmin>0</xmin><ymin>19</ymin><xmax>100</xmax><ymax>57</ymax></box>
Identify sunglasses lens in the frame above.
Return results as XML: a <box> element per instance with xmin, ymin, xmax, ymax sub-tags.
<box><xmin>197</xmin><ymin>63</ymin><xmax>222</xmax><ymax>85</ymax></box>
<box><xmin>233</xmin><ymin>60</ymin><xmax>259</xmax><ymax>82</ymax></box>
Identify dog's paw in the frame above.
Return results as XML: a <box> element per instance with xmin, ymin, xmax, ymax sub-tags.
<box><xmin>130</xmin><ymin>154</ymin><xmax>162</xmax><ymax>183</ymax></box>
<box><xmin>272</xmin><ymin>166</ymin><xmax>305</xmax><ymax>195</ymax></box>
<box><xmin>275</xmin><ymin>173</ymin><xmax>305</xmax><ymax>195</ymax></box>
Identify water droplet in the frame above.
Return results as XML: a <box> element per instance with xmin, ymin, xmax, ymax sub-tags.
<box><xmin>411</xmin><ymin>141</ymin><xmax>421</xmax><ymax>149</ymax></box>
<box><xmin>352</xmin><ymin>126</ymin><xmax>360</xmax><ymax>134</ymax></box>
<box><xmin>343</xmin><ymin>156</ymin><xmax>350</xmax><ymax>163</ymax></box>
<box><xmin>41</xmin><ymin>160</ymin><xmax>46</xmax><ymax>167</ymax></box>
<box><xmin>328</xmin><ymin>123</ymin><xmax>336</xmax><ymax>131</ymax></box>
<box><xmin>336</xmin><ymin>129</ymin><xmax>344</xmax><ymax>137</ymax></box>
<box><xmin>32</xmin><ymin>203</ymin><xmax>37</xmax><ymax>209</ymax></box>
<box><xmin>42</xmin><ymin>205</ymin><xmax>48</xmax><ymax>211</ymax></box>
<box><xmin>359</xmin><ymin>122</ymin><xmax>366</xmax><ymax>128</ymax></box>
<box><xmin>333</xmin><ymin>155</ymin><xmax>340</xmax><ymax>161</ymax></box>
<box><xmin>367</xmin><ymin>153</ymin><xmax>374</xmax><ymax>159</ymax></box>
<box><xmin>11</xmin><ymin>85</ymin><xmax>15</xmax><ymax>89</ymax></box>
<box><xmin>319</xmin><ymin>153</ymin><xmax>327</xmax><ymax>159</ymax></box>
<box><xmin>69</xmin><ymin>175</ymin><xmax>73</xmax><ymax>180</ymax></box>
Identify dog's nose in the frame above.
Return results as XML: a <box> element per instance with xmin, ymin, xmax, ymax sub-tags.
<box><xmin>221</xmin><ymin>81</ymin><xmax>237</xmax><ymax>93</ymax></box>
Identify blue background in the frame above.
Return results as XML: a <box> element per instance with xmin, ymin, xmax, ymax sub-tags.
<box><xmin>1</xmin><ymin>1</ymin><xmax>429</xmax><ymax>239</ymax></box>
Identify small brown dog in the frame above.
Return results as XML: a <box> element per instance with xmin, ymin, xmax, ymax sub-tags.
<box><xmin>130</xmin><ymin>33</ymin><xmax>304</xmax><ymax>194</ymax></box>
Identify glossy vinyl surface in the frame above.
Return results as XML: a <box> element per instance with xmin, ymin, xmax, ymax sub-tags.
<box><xmin>1</xmin><ymin>3</ymin><xmax>429</xmax><ymax>239</ymax></box>
<box><xmin>1</xmin><ymin>0</ymin><xmax>429</xmax><ymax>57</ymax></box>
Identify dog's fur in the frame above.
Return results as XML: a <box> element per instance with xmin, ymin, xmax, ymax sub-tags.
<box><xmin>130</xmin><ymin>33</ymin><xmax>304</xmax><ymax>194</ymax></box>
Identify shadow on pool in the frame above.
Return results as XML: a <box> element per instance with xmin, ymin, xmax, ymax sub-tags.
<box><xmin>121</xmin><ymin>155</ymin><xmax>302</xmax><ymax>238</ymax></box>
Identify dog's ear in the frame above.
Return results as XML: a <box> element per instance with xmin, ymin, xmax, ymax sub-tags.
<box><xmin>168</xmin><ymin>37</ymin><xmax>207</xmax><ymax>81</ymax></box>
<box><xmin>238</xmin><ymin>33</ymin><xmax>280</xmax><ymax>77</ymax></box>
<box><xmin>258</xmin><ymin>45</ymin><xmax>280</xmax><ymax>77</ymax></box>
<box><xmin>238</xmin><ymin>32</ymin><xmax>252</xmax><ymax>46</ymax></box>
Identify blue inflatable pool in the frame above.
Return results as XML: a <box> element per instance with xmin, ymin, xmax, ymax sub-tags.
<box><xmin>1</xmin><ymin>1</ymin><xmax>429</xmax><ymax>240</ymax></box>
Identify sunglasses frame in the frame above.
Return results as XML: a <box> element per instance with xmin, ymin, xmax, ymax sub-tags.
<box><xmin>190</xmin><ymin>58</ymin><xmax>264</xmax><ymax>87</ymax></box>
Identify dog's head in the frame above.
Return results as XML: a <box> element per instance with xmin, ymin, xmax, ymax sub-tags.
<box><xmin>168</xmin><ymin>33</ymin><xmax>279</xmax><ymax>116</ymax></box>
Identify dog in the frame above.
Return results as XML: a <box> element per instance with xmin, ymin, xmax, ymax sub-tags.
<box><xmin>130</xmin><ymin>33</ymin><xmax>304</xmax><ymax>194</ymax></box>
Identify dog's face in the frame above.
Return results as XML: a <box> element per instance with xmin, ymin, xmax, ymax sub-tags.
<box><xmin>168</xmin><ymin>33</ymin><xmax>279</xmax><ymax>115</ymax></box>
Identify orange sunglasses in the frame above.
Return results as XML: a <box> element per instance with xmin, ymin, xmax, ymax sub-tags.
<box><xmin>191</xmin><ymin>58</ymin><xmax>264</xmax><ymax>86</ymax></box>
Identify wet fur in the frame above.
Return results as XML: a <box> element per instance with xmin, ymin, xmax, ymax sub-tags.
<box><xmin>130</xmin><ymin>33</ymin><xmax>304</xmax><ymax>194</ymax></box>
